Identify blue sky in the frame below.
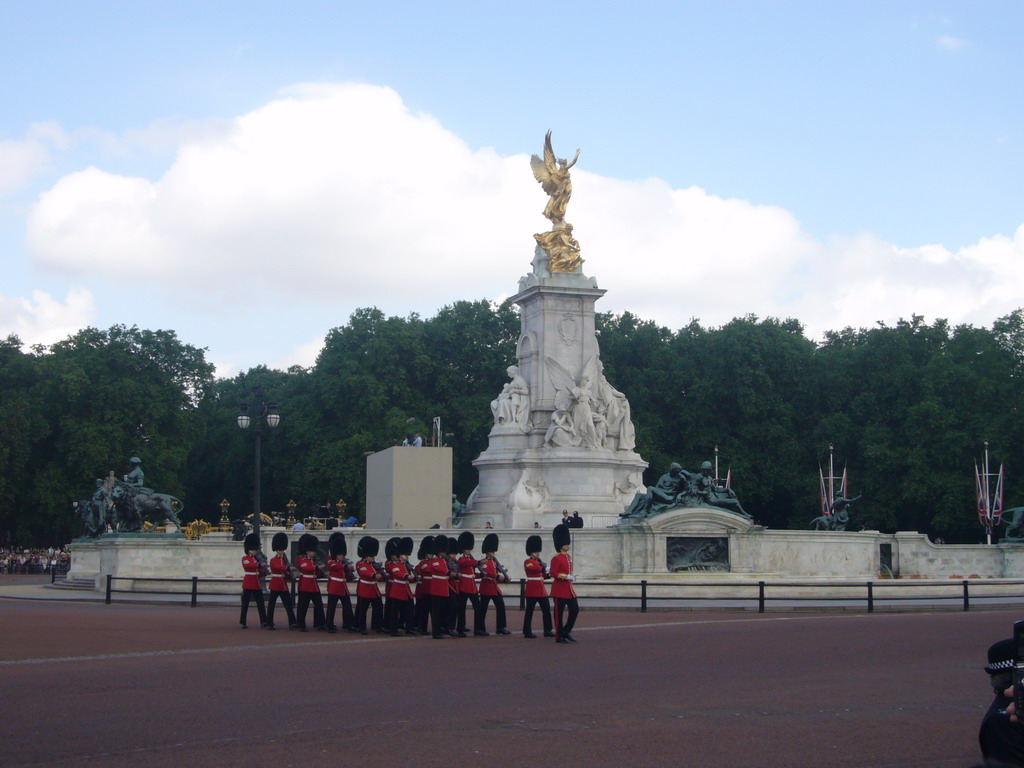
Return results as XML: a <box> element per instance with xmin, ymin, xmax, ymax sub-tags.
<box><xmin>2</xmin><ymin>1</ymin><xmax>1022</xmax><ymax>374</ymax></box>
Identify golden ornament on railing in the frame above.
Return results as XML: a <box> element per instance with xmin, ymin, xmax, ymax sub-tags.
<box><xmin>218</xmin><ymin>499</ymin><xmax>232</xmax><ymax>532</ymax></box>
<box><xmin>183</xmin><ymin>519</ymin><xmax>212</xmax><ymax>540</ymax></box>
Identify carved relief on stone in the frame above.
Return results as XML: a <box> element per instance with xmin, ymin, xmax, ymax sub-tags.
<box><xmin>614</xmin><ymin>470</ymin><xmax>646</xmax><ymax>510</ymax></box>
<box><xmin>506</xmin><ymin>469</ymin><xmax>549</xmax><ymax>513</ymax></box>
<box><xmin>543</xmin><ymin>355</ymin><xmax>638</xmax><ymax>451</ymax></box>
<box><xmin>558</xmin><ymin>313</ymin><xmax>579</xmax><ymax>346</ymax></box>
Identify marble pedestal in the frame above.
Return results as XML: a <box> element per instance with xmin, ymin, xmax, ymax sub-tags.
<box><xmin>466</xmin><ymin>269</ymin><xmax>646</xmax><ymax>528</ymax></box>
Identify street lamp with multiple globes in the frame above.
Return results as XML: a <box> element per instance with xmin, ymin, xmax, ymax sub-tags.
<box><xmin>237</xmin><ymin>386</ymin><xmax>280</xmax><ymax>538</ymax></box>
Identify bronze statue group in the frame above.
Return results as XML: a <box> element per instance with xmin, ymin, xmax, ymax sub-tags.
<box><xmin>240</xmin><ymin>524</ymin><xmax>581</xmax><ymax>643</ymax></box>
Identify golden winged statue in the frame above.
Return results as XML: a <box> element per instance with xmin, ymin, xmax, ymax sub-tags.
<box><xmin>530</xmin><ymin>130</ymin><xmax>580</xmax><ymax>225</ymax></box>
<box><xmin>531</xmin><ymin>131</ymin><xmax>583</xmax><ymax>273</ymax></box>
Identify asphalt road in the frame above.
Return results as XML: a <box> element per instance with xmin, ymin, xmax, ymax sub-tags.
<box><xmin>0</xmin><ymin>598</ymin><xmax>1015</xmax><ymax>768</ymax></box>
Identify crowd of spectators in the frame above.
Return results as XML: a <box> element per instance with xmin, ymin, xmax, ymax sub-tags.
<box><xmin>0</xmin><ymin>547</ymin><xmax>70</xmax><ymax>575</ymax></box>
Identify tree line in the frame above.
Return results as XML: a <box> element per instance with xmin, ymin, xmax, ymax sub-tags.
<box><xmin>2</xmin><ymin>302</ymin><xmax>1022</xmax><ymax>546</ymax></box>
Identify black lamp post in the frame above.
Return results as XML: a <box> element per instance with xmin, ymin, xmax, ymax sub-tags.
<box><xmin>237</xmin><ymin>386</ymin><xmax>280</xmax><ymax>537</ymax></box>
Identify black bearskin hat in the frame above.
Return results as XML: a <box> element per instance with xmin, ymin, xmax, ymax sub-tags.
<box><xmin>457</xmin><ymin>531</ymin><xmax>475</xmax><ymax>552</ymax></box>
<box><xmin>243</xmin><ymin>532</ymin><xmax>261</xmax><ymax>552</ymax></box>
<box><xmin>447</xmin><ymin>536</ymin><xmax>459</xmax><ymax>555</ymax></box>
<box><xmin>271</xmin><ymin>532</ymin><xmax>288</xmax><ymax>552</ymax></box>
<box><xmin>482</xmin><ymin>533</ymin><xmax>499</xmax><ymax>554</ymax></box>
<box><xmin>298</xmin><ymin>533</ymin><xmax>319</xmax><ymax>554</ymax></box>
<box><xmin>385</xmin><ymin>537</ymin><xmax>400</xmax><ymax>560</ymax></box>
<box><xmin>400</xmin><ymin>537</ymin><xmax>414</xmax><ymax>557</ymax></box>
<box><xmin>358</xmin><ymin>536</ymin><xmax>379</xmax><ymax>558</ymax></box>
<box><xmin>418</xmin><ymin>535</ymin><xmax>435</xmax><ymax>560</ymax></box>
<box><xmin>329</xmin><ymin>532</ymin><xmax>347</xmax><ymax>558</ymax></box>
<box><xmin>526</xmin><ymin>534</ymin><xmax>543</xmax><ymax>555</ymax></box>
<box><xmin>553</xmin><ymin>523</ymin><xmax>571</xmax><ymax>551</ymax></box>
<box><xmin>434</xmin><ymin>535</ymin><xmax>448</xmax><ymax>556</ymax></box>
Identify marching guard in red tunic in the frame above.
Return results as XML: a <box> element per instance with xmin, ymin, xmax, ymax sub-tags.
<box><xmin>455</xmin><ymin>531</ymin><xmax>485</xmax><ymax>636</ymax></box>
<box><xmin>266</xmin><ymin>531</ymin><xmax>297</xmax><ymax>630</ymax></box>
<box><xmin>295</xmin><ymin>533</ymin><xmax>326</xmax><ymax>632</ymax></box>
<box><xmin>355</xmin><ymin>536</ymin><xmax>384</xmax><ymax>635</ymax></box>
<box><xmin>428</xmin><ymin>535</ymin><xmax>452</xmax><ymax>638</ymax></box>
<box><xmin>550</xmin><ymin>524</ymin><xmax>579</xmax><ymax>643</ymax></box>
<box><xmin>522</xmin><ymin>534</ymin><xmax>554</xmax><ymax>638</ymax></box>
<box><xmin>477</xmin><ymin>533</ymin><xmax>511</xmax><ymax>635</ymax></box>
<box><xmin>446</xmin><ymin>536</ymin><xmax>461</xmax><ymax>632</ymax></box>
<box><xmin>384</xmin><ymin>536</ymin><xmax>417</xmax><ymax>636</ymax></box>
<box><xmin>240</xmin><ymin>532</ymin><xmax>269</xmax><ymax>629</ymax></box>
<box><xmin>414</xmin><ymin>535</ymin><xmax>434</xmax><ymax>634</ymax></box>
<box><xmin>326</xmin><ymin>532</ymin><xmax>355</xmax><ymax>633</ymax></box>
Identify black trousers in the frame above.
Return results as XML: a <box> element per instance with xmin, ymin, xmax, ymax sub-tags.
<box><xmin>326</xmin><ymin>593</ymin><xmax>354</xmax><ymax>629</ymax></box>
<box><xmin>479</xmin><ymin>593</ymin><xmax>507</xmax><ymax>631</ymax></box>
<box><xmin>355</xmin><ymin>595</ymin><xmax>382</xmax><ymax>632</ymax></box>
<box><xmin>430</xmin><ymin>593</ymin><xmax>448</xmax><ymax>637</ymax></box>
<box><xmin>456</xmin><ymin>592</ymin><xmax>483</xmax><ymax>633</ymax></box>
<box><xmin>523</xmin><ymin>596</ymin><xmax>553</xmax><ymax>635</ymax></box>
<box><xmin>553</xmin><ymin>596</ymin><xmax>579</xmax><ymax>638</ymax></box>
<box><xmin>385</xmin><ymin>597</ymin><xmax>414</xmax><ymax>633</ymax></box>
<box><xmin>415</xmin><ymin>593</ymin><xmax>431</xmax><ymax>633</ymax></box>
<box><xmin>267</xmin><ymin>589</ymin><xmax>296</xmax><ymax>628</ymax></box>
<box><xmin>240</xmin><ymin>588</ymin><xmax>267</xmax><ymax>627</ymax></box>
<box><xmin>296</xmin><ymin>591</ymin><xmax>325</xmax><ymax>630</ymax></box>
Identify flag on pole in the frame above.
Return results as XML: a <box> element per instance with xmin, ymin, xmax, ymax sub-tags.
<box><xmin>993</xmin><ymin>465</ymin><xmax>1005</xmax><ymax>526</ymax></box>
<box><xmin>975</xmin><ymin>461</ymin><xmax>989</xmax><ymax>527</ymax></box>
<box><xmin>819</xmin><ymin>466</ymin><xmax>831</xmax><ymax>518</ymax></box>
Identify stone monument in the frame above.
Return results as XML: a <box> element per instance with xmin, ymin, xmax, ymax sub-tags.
<box><xmin>465</xmin><ymin>132</ymin><xmax>648</xmax><ymax>528</ymax></box>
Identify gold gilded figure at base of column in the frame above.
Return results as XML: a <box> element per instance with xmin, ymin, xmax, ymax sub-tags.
<box><xmin>534</xmin><ymin>224</ymin><xmax>582</xmax><ymax>273</ymax></box>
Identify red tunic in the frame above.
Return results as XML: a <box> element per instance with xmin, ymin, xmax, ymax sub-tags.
<box><xmin>241</xmin><ymin>555</ymin><xmax>267</xmax><ymax>590</ymax></box>
<box><xmin>523</xmin><ymin>557</ymin><xmax>549</xmax><ymax>598</ymax></box>
<box><xmin>427</xmin><ymin>555</ymin><xmax>449</xmax><ymax>598</ymax></box>
<box><xmin>296</xmin><ymin>555</ymin><xmax>322</xmax><ymax>594</ymax></box>
<box><xmin>386</xmin><ymin>560</ymin><xmax>414</xmax><ymax>601</ymax></box>
<box><xmin>478</xmin><ymin>556</ymin><xmax>503</xmax><ymax>597</ymax></box>
<box><xmin>356</xmin><ymin>559</ymin><xmax>383</xmax><ymax>599</ymax></box>
<box><xmin>549</xmin><ymin>552</ymin><xmax>576</xmax><ymax>599</ymax></box>
<box><xmin>457</xmin><ymin>554</ymin><xmax>479</xmax><ymax>594</ymax></box>
<box><xmin>268</xmin><ymin>555</ymin><xmax>290</xmax><ymax>593</ymax></box>
<box><xmin>327</xmin><ymin>558</ymin><xmax>351</xmax><ymax>597</ymax></box>
<box><xmin>415</xmin><ymin>558</ymin><xmax>431</xmax><ymax>598</ymax></box>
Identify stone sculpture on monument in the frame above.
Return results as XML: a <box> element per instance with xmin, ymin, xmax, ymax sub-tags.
<box><xmin>465</xmin><ymin>132</ymin><xmax>647</xmax><ymax>528</ymax></box>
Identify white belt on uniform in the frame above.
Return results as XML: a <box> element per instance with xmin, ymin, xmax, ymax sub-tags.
<box><xmin>329</xmin><ymin>576</ymin><xmax>347</xmax><ymax>582</ymax></box>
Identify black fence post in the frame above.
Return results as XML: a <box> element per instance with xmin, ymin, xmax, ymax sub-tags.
<box><xmin>963</xmin><ymin>579</ymin><xmax>970</xmax><ymax>612</ymax></box>
<box><xmin>867</xmin><ymin>581</ymin><xmax>874</xmax><ymax>613</ymax></box>
<box><xmin>758</xmin><ymin>580</ymin><xmax>765</xmax><ymax>613</ymax></box>
<box><xmin>191</xmin><ymin>576</ymin><xmax>199</xmax><ymax>608</ymax></box>
<box><xmin>105</xmin><ymin>574</ymin><xmax>112</xmax><ymax>604</ymax></box>
<box><xmin>519</xmin><ymin>578</ymin><xmax>526</xmax><ymax>611</ymax></box>
<box><xmin>641</xmin><ymin>580</ymin><xmax>648</xmax><ymax>613</ymax></box>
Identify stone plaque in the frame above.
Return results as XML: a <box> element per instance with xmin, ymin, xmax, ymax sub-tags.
<box><xmin>667</xmin><ymin>537</ymin><xmax>729</xmax><ymax>572</ymax></box>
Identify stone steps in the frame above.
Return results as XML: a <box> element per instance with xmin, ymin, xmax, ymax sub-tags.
<box><xmin>46</xmin><ymin>577</ymin><xmax>97</xmax><ymax>591</ymax></box>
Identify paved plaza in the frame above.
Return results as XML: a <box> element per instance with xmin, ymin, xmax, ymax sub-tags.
<box><xmin>0</xmin><ymin>577</ymin><xmax>1014</xmax><ymax>768</ymax></box>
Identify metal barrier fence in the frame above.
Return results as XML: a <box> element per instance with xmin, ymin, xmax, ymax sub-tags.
<box><xmin>102</xmin><ymin>574</ymin><xmax>1024</xmax><ymax>613</ymax></box>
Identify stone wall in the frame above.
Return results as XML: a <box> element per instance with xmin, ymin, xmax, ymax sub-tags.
<box><xmin>67</xmin><ymin>519</ymin><xmax>1024</xmax><ymax>591</ymax></box>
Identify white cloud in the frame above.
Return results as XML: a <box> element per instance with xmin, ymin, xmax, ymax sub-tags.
<box><xmin>0</xmin><ymin>122</ymin><xmax>70</xmax><ymax>196</ymax></box>
<box><xmin>937</xmin><ymin>35</ymin><xmax>967</xmax><ymax>52</ymax></box>
<box><xmin>23</xmin><ymin>82</ymin><xmax>1024</xmax><ymax>359</ymax></box>
<box><xmin>0</xmin><ymin>287</ymin><xmax>96</xmax><ymax>347</ymax></box>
